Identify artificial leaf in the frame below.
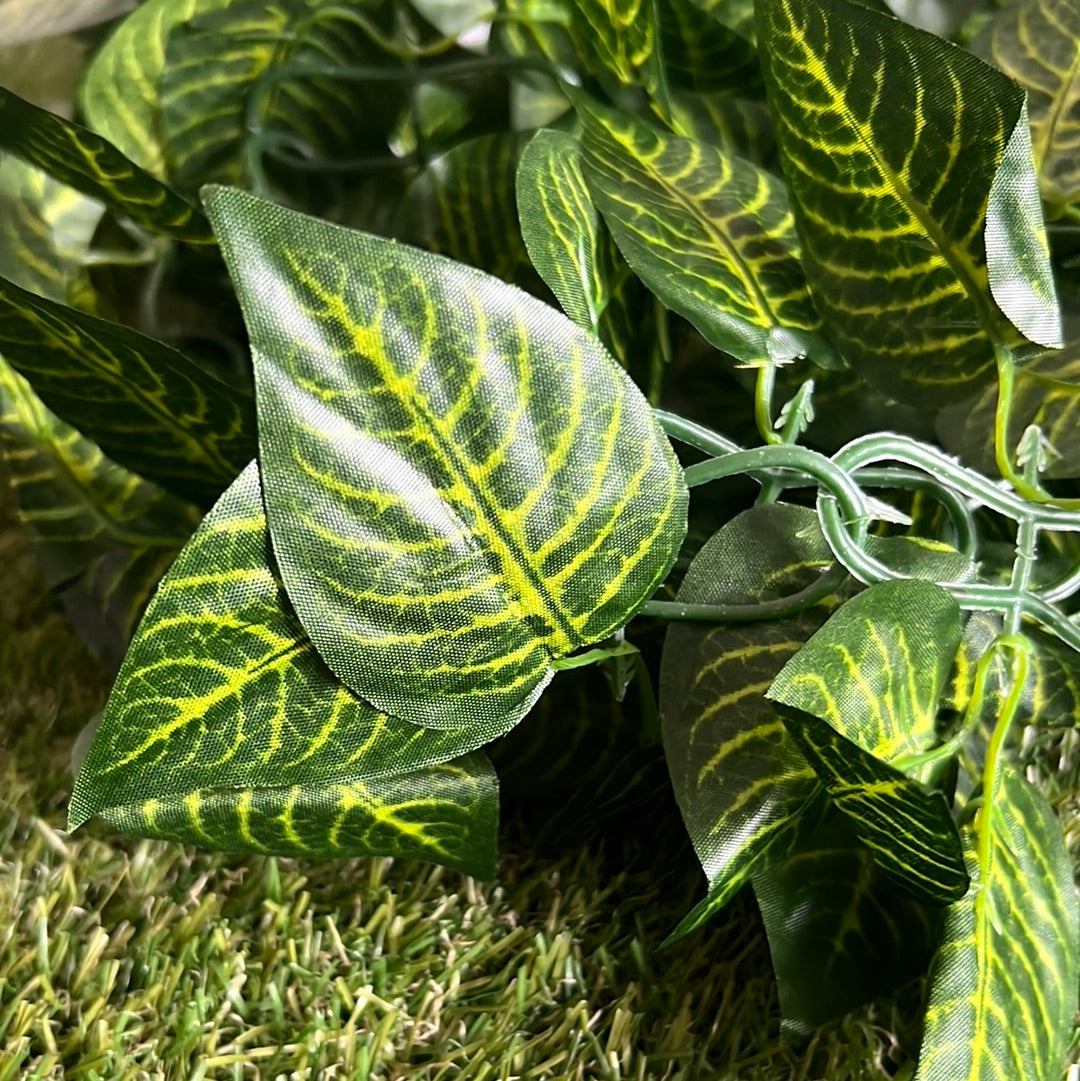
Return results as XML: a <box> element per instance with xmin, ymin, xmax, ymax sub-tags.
<box><xmin>658</xmin><ymin>91</ymin><xmax>776</xmax><ymax>165</ymax></box>
<box><xmin>0</xmin><ymin>360</ymin><xmax>200</xmax><ymax>671</ymax></box>
<box><xmin>0</xmin><ymin>85</ymin><xmax>213</xmax><ymax>244</ymax></box>
<box><xmin>752</xmin><ymin>812</ymin><xmax>941</xmax><ymax>1040</ymax></box>
<box><xmin>938</xmin><ymin>343</ymin><xmax>1080</xmax><ymax>479</ymax></box>
<box><xmin>0</xmin><ymin>273</ymin><xmax>255</xmax><ymax>507</ymax></box>
<box><xmin>972</xmin><ymin>0</ymin><xmax>1080</xmax><ymax>210</ymax></box>
<box><xmin>79</xmin><ymin>0</ymin><xmax>232</xmax><ymax>178</ymax></box>
<box><xmin>397</xmin><ymin>132</ymin><xmax>541</xmax><ymax>291</ymax></box>
<box><xmin>772</xmin><ymin>701</ymin><xmax>969</xmax><ymax>904</ymax></box>
<box><xmin>756</xmin><ymin>0</ymin><xmax>1059</xmax><ymax>404</ymax></box>
<box><xmin>159</xmin><ymin>0</ymin><xmax>403</xmax><ymax>193</ymax></box>
<box><xmin>565</xmin><ymin>0</ymin><xmax>658</xmax><ymax>96</ymax></box>
<box><xmin>914</xmin><ymin>767</ymin><xmax>1078</xmax><ymax>1081</ymax></box>
<box><xmin>69</xmin><ymin>461</ymin><xmax>502</xmax><ymax>839</ymax></box>
<box><xmin>576</xmin><ymin>95</ymin><xmax>835</xmax><ymax>368</ymax></box>
<box><xmin>204</xmin><ymin>184</ymin><xmax>687</xmax><ymax>735</ymax></box>
<box><xmin>656</xmin><ymin>0</ymin><xmax>761</xmax><ymax>100</ymax></box>
<box><xmin>659</xmin><ymin>504</ymin><xmax>840</xmax><ymax>943</ymax></box>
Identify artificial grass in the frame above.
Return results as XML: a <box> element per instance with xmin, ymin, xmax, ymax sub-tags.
<box><xmin>0</xmin><ymin>499</ymin><xmax>1075</xmax><ymax>1080</ymax></box>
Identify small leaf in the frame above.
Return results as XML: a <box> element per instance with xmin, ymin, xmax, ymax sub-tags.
<box><xmin>914</xmin><ymin>768</ymin><xmax>1079</xmax><ymax>1081</ymax></box>
<box><xmin>69</xmin><ymin>461</ymin><xmax>502</xmax><ymax>850</ymax></box>
<box><xmin>576</xmin><ymin>94</ymin><xmax>836</xmax><ymax>367</ymax></box>
<box><xmin>972</xmin><ymin>0</ymin><xmax>1080</xmax><ymax>210</ymax></box>
<box><xmin>204</xmin><ymin>185</ymin><xmax>687</xmax><ymax>736</ymax></box>
<box><xmin>0</xmin><ymin>85</ymin><xmax>213</xmax><ymax>244</ymax></box>
<box><xmin>0</xmin><ymin>273</ymin><xmax>255</xmax><ymax>506</ymax></box>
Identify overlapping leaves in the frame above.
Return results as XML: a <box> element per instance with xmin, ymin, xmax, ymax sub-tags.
<box><xmin>756</xmin><ymin>0</ymin><xmax>1059</xmax><ymax>404</ymax></box>
<box><xmin>69</xmin><ymin>461</ymin><xmax>499</xmax><ymax>875</ymax></box>
<box><xmin>204</xmin><ymin>184</ymin><xmax>687</xmax><ymax>736</ymax></box>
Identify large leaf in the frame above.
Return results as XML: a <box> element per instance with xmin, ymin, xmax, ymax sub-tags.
<box><xmin>659</xmin><ymin>504</ymin><xmax>838</xmax><ymax>942</ymax></box>
<box><xmin>576</xmin><ymin>95</ymin><xmax>835</xmax><ymax>367</ymax></box>
<box><xmin>204</xmin><ymin>185</ymin><xmax>688</xmax><ymax>735</ymax></box>
<box><xmin>0</xmin><ymin>273</ymin><xmax>255</xmax><ymax>506</ymax></box>
<box><xmin>79</xmin><ymin>0</ymin><xmax>232</xmax><ymax>178</ymax></box>
<box><xmin>972</xmin><ymin>0</ymin><xmax>1080</xmax><ymax>211</ymax></box>
<box><xmin>938</xmin><ymin>343</ymin><xmax>1080</xmax><ymax>479</ymax></box>
<box><xmin>914</xmin><ymin>767</ymin><xmax>1078</xmax><ymax>1081</ymax></box>
<box><xmin>0</xmin><ymin>361</ymin><xmax>200</xmax><ymax>670</ymax></box>
<box><xmin>756</xmin><ymin>0</ymin><xmax>1060</xmax><ymax>404</ymax></box>
<box><xmin>69</xmin><ymin>458</ymin><xmax>501</xmax><ymax>882</ymax></box>
<box><xmin>752</xmin><ymin>812</ymin><xmax>941</xmax><ymax>1040</ymax></box>
<box><xmin>0</xmin><ymin>85</ymin><xmax>213</xmax><ymax>244</ymax></box>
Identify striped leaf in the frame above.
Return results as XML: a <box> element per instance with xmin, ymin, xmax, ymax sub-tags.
<box><xmin>659</xmin><ymin>504</ymin><xmax>839</xmax><ymax>943</ymax></box>
<box><xmin>752</xmin><ymin>812</ymin><xmax>941</xmax><ymax>1040</ymax></box>
<box><xmin>972</xmin><ymin>0</ymin><xmax>1080</xmax><ymax>211</ymax></box>
<box><xmin>576</xmin><ymin>95</ymin><xmax>836</xmax><ymax>367</ymax></box>
<box><xmin>79</xmin><ymin>0</ymin><xmax>232</xmax><ymax>178</ymax></box>
<box><xmin>204</xmin><ymin>185</ymin><xmax>687</xmax><ymax>736</ymax></box>
<box><xmin>0</xmin><ymin>361</ymin><xmax>200</xmax><ymax>670</ymax></box>
<box><xmin>938</xmin><ymin>343</ymin><xmax>1080</xmax><ymax>479</ymax></box>
<box><xmin>0</xmin><ymin>273</ymin><xmax>255</xmax><ymax>507</ymax></box>
<box><xmin>768</xmin><ymin>580</ymin><xmax>968</xmax><ymax>903</ymax></box>
<box><xmin>0</xmin><ymin>85</ymin><xmax>212</xmax><ymax>244</ymax></box>
<box><xmin>914</xmin><ymin>767</ymin><xmax>1079</xmax><ymax>1081</ymax></box>
<box><xmin>757</xmin><ymin>0</ymin><xmax>1059</xmax><ymax>404</ymax></box>
<box><xmin>70</xmin><ymin>460</ymin><xmax>500</xmax><ymax>878</ymax></box>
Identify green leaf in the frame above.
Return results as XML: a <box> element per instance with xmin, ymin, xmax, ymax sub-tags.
<box><xmin>0</xmin><ymin>85</ymin><xmax>213</xmax><ymax>244</ymax></box>
<box><xmin>767</xmin><ymin>580</ymin><xmax>968</xmax><ymax>903</ymax></box>
<box><xmin>204</xmin><ymin>184</ymin><xmax>688</xmax><ymax>736</ymax></box>
<box><xmin>938</xmin><ymin>344</ymin><xmax>1080</xmax><ymax>479</ymax></box>
<box><xmin>397</xmin><ymin>132</ymin><xmax>541</xmax><ymax>292</ymax></box>
<box><xmin>0</xmin><ymin>273</ymin><xmax>255</xmax><ymax>507</ymax></box>
<box><xmin>659</xmin><ymin>504</ymin><xmax>838</xmax><ymax>943</ymax></box>
<box><xmin>575</xmin><ymin>94</ymin><xmax>836</xmax><ymax>367</ymax></box>
<box><xmin>914</xmin><ymin>767</ymin><xmax>1079</xmax><ymax>1081</ymax></box>
<box><xmin>0</xmin><ymin>360</ymin><xmax>200</xmax><ymax>670</ymax></box>
<box><xmin>972</xmin><ymin>0</ymin><xmax>1080</xmax><ymax>210</ymax></box>
<box><xmin>756</xmin><ymin>0</ymin><xmax>1058</xmax><ymax>403</ymax></box>
<box><xmin>69</xmin><ymin>459</ymin><xmax>502</xmax><ymax>877</ymax></box>
<box><xmin>78</xmin><ymin>0</ymin><xmax>231</xmax><ymax>178</ymax></box>
<box><xmin>752</xmin><ymin>812</ymin><xmax>942</xmax><ymax>1040</ymax></box>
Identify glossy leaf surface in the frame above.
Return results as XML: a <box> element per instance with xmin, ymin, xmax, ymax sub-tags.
<box><xmin>914</xmin><ymin>768</ymin><xmax>1078</xmax><ymax>1081</ymax></box>
<box><xmin>938</xmin><ymin>344</ymin><xmax>1080</xmax><ymax>479</ymax></box>
<box><xmin>79</xmin><ymin>0</ymin><xmax>231</xmax><ymax>178</ymax></box>
<box><xmin>205</xmin><ymin>185</ymin><xmax>687</xmax><ymax>735</ymax></box>
<box><xmin>577</xmin><ymin>95</ymin><xmax>834</xmax><ymax>367</ymax></box>
<box><xmin>753</xmin><ymin>813</ymin><xmax>941</xmax><ymax>1040</ymax></box>
<box><xmin>0</xmin><ymin>273</ymin><xmax>255</xmax><ymax>506</ymax></box>
<box><xmin>0</xmin><ymin>85</ymin><xmax>213</xmax><ymax>244</ymax></box>
<box><xmin>757</xmin><ymin>0</ymin><xmax>1058</xmax><ymax>403</ymax></box>
<box><xmin>659</xmin><ymin>504</ymin><xmax>837</xmax><ymax>943</ymax></box>
<box><xmin>0</xmin><ymin>360</ymin><xmax>200</xmax><ymax>670</ymax></box>
<box><xmin>69</xmin><ymin>461</ymin><xmax>502</xmax><ymax>859</ymax></box>
<box><xmin>972</xmin><ymin>0</ymin><xmax>1080</xmax><ymax>210</ymax></box>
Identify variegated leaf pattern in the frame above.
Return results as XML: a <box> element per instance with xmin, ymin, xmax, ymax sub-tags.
<box><xmin>659</xmin><ymin>504</ymin><xmax>841</xmax><ymax>944</ymax></box>
<box><xmin>752</xmin><ymin>812</ymin><xmax>941</xmax><ymax>1040</ymax></box>
<box><xmin>576</xmin><ymin>95</ymin><xmax>836</xmax><ymax>367</ymax></box>
<box><xmin>0</xmin><ymin>156</ymin><xmax>103</xmax><ymax>309</ymax></box>
<box><xmin>159</xmin><ymin>0</ymin><xmax>403</xmax><ymax>192</ymax></box>
<box><xmin>914</xmin><ymin>767</ymin><xmax>1078</xmax><ymax>1081</ymax></box>
<box><xmin>773</xmin><ymin>701</ymin><xmax>969</xmax><ymax>904</ymax></box>
<box><xmin>972</xmin><ymin>0</ymin><xmax>1080</xmax><ymax>210</ymax></box>
<box><xmin>95</xmin><ymin>755</ymin><xmax>499</xmax><ymax>877</ymax></box>
<box><xmin>0</xmin><ymin>85</ymin><xmax>213</xmax><ymax>244</ymax></box>
<box><xmin>938</xmin><ymin>343</ymin><xmax>1080</xmax><ymax>479</ymax></box>
<box><xmin>0</xmin><ymin>360</ymin><xmax>200</xmax><ymax>671</ymax></box>
<box><xmin>204</xmin><ymin>185</ymin><xmax>687</xmax><ymax>735</ymax></box>
<box><xmin>69</xmin><ymin>461</ymin><xmax>502</xmax><ymax>865</ymax></box>
<box><xmin>396</xmin><ymin>132</ymin><xmax>543</xmax><ymax>293</ymax></box>
<box><xmin>756</xmin><ymin>0</ymin><xmax>1055</xmax><ymax>403</ymax></box>
<box><xmin>0</xmin><ymin>273</ymin><xmax>255</xmax><ymax>506</ymax></box>
<box><xmin>79</xmin><ymin>0</ymin><xmax>232</xmax><ymax>178</ymax></box>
